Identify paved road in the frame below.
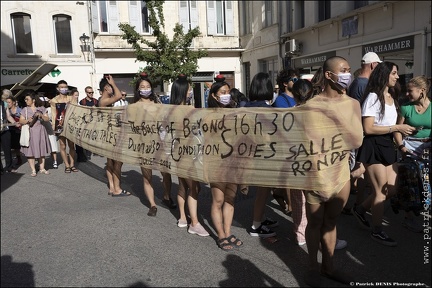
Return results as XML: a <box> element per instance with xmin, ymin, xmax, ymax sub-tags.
<box><xmin>1</xmin><ymin>154</ymin><xmax>431</xmax><ymax>287</ymax></box>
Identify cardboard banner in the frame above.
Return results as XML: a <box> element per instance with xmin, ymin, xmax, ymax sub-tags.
<box><xmin>63</xmin><ymin>95</ymin><xmax>363</xmax><ymax>192</ymax></box>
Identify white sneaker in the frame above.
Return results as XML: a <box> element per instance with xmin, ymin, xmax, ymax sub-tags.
<box><xmin>177</xmin><ymin>219</ymin><xmax>188</xmax><ymax>228</ymax></box>
<box><xmin>188</xmin><ymin>223</ymin><xmax>209</xmax><ymax>236</ymax></box>
<box><xmin>335</xmin><ymin>239</ymin><xmax>347</xmax><ymax>250</ymax></box>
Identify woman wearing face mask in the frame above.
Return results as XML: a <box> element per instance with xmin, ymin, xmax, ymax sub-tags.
<box><xmin>132</xmin><ymin>73</ymin><xmax>176</xmax><ymax>215</ymax></box>
<box><xmin>353</xmin><ymin>62</ymin><xmax>416</xmax><ymax>247</ymax></box>
<box><xmin>170</xmin><ymin>74</ymin><xmax>209</xmax><ymax>236</ymax></box>
<box><xmin>51</xmin><ymin>80</ymin><xmax>78</xmax><ymax>173</ymax></box>
<box><xmin>207</xmin><ymin>75</ymin><xmax>242</xmax><ymax>251</ymax></box>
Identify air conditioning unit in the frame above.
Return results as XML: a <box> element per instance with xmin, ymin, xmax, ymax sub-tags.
<box><xmin>285</xmin><ymin>39</ymin><xmax>299</xmax><ymax>54</ymax></box>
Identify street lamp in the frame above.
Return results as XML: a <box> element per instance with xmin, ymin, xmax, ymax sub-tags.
<box><xmin>79</xmin><ymin>33</ymin><xmax>91</xmax><ymax>62</ymax></box>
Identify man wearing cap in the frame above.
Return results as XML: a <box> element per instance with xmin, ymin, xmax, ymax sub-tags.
<box><xmin>347</xmin><ymin>52</ymin><xmax>382</xmax><ymax>102</ymax></box>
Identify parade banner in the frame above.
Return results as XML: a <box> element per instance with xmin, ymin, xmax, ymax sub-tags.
<box><xmin>63</xmin><ymin>95</ymin><xmax>363</xmax><ymax>192</ymax></box>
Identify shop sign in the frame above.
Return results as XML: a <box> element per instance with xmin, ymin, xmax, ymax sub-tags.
<box><xmin>293</xmin><ymin>51</ymin><xmax>336</xmax><ymax>68</ymax></box>
<box><xmin>1</xmin><ymin>68</ymin><xmax>36</xmax><ymax>76</ymax></box>
<box><xmin>362</xmin><ymin>36</ymin><xmax>414</xmax><ymax>54</ymax></box>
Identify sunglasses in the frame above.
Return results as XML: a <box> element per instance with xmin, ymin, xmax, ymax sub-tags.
<box><xmin>122</xmin><ymin>94</ymin><xmax>127</xmax><ymax>96</ymax></box>
<box><xmin>87</xmin><ymin>92</ymin><xmax>94</xmax><ymax>94</ymax></box>
<box><xmin>288</xmin><ymin>77</ymin><xmax>298</xmax><ymax>83</ymax></box>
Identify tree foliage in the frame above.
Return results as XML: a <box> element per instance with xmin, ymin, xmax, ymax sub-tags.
<box><xmin>119</xmin><ymin>0</ymin><xmax>207</xmax><ymax>86</ymax></box>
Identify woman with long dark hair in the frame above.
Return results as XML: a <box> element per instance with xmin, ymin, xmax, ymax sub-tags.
<box><xmin>207</xmin><ymin>75</ymin><xmax>242</xmax><ymax>250</ymax></box>
<box><xmin>170</xmin><ymin>74</ymin><xmax>208</xmax><ymax>236</ymax></box>
<box><xmin>133</xmin><ymin>73</ymin><xmax>176</xmax><ymax>216</ymax></box>
<box><xmin>353</xmin><ymin>62</ymin><xmax>415</xmax><ymax>246</ymax></box>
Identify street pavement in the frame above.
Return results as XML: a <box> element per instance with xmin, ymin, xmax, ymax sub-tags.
<box><xmin>1</xmin><ymin>153</ymin><xmax>431</xmax><ymax>287</ymax></box>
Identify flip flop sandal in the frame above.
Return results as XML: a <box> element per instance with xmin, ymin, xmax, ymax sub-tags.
<box><xmin>111</xmin><ymin>190</ymin><xmax>131</xmax><ymax>197</ymax></box>
<box><xmin>70</xmin><ymin>166</ymin><xmax>79</xmax><ymax>172</ymax></box>
<box><xmin>31</xmin><ymin>170</ymin><xmax>37</xmax><ymax>177</ymax></box>
<box><xmin>217</xmin><ymin>238</ymin><xmax>234</xmax><ymax>252</ymax></box>
<box><xmin>226</xmin><ymin>235</ymin><xmax>243</xmax><ymax>248</ymax></box>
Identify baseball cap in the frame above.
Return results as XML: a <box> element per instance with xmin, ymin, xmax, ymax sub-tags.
<box><xmin>362</xmin><ymin>52</ymin><xmax>382</xmax><ymax>64</ymax></box>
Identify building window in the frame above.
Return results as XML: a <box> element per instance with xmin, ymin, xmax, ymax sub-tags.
<box><xmin>318</xmin><ymin>1</ymin><xmax>331</xmax><ymax>22</ymax></box>
<box><xmin>53</xmin><ymin>14</ymin><xmax>72</xmax><ymax>54</ymax></box>
<box><xmin>289</xmin><ymin>1</ymin><xmax>305</xmax><ymax>31</ymax></box>
<box><xmin>354</xmin><ymin>1</ymin><xmax>369</xmax><ymax>9</ymax></box>
<box><xmin>207</xmin><ymin>0</ymin><xmax>234</xmax><ymax>35</ymax></box>
<box><xmin>263</xmin><ymin>1</ymin><xmax>276</xmax><ymax>28</ymax></box>
<box><xmin>240</xmin><ymin>1</ymin><xmax>251</xmax><ymax>35</ymax></box>
<box><xmin>259</xmin><ymin>58</ymin><xmax>278</xmax><ymax>88</ymax></box>
<box><xmin>129</xmin><ymin>1</ymin><xmax>151</xmax><ymax>34</ymax></box>
<box><xmin>96</xmin><ymin>0</ymin><xmax>119</xmax><ymax>33</ymax></box>
<box><xmin>11</xmin><ymin>13</ymin><xmax>33</xmax><ymax>54</ymax></box>
<box><xmin>179</xmin><ymin>1</ymin><xmax>199</xmax><ymax>33</ymax></box>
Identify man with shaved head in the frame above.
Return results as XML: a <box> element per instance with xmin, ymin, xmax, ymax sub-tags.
<box><xmin>303</xmin><ymin>56</ymin><xmax>363</xmax><ymax>286</ymax></box>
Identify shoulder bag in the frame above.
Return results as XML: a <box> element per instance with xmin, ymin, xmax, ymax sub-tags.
<box><xmin>20</xmin><ymin>108</ymin><xmax>30</xmax><ymax>147</ymax></box>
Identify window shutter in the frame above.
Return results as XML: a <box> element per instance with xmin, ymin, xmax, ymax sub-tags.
<box><xmin>129</xmin><ymin>1</ymin><xmax>142</xmax><ymax>33</ymax></box>
<box><xmin>225</xmin><ymin>0</ymin><xmax>233</xmax><ymax>35</ymax></box>
<box><xmin>179</xmin><ymin>1</ymin><xmax>189</xmax><ymax>33</ymax></box>
<box><xmin>91</xmin><ymin>1</ymin><xmax>99</xmax><ymax>33</ymax></box>
<box><xmin>190</xmin><ymin>1</ymin><xmax>198</xmax><ymax>30</ymax></box>
<box><xmin>206</xmin><ymin>1</ymin><xmax>216</xmax><ymax>35</ymax></box>
<box><xmin>108</xmin><ymin>1</ymin><xmax>119</xmax><ymax>33</ymax></box>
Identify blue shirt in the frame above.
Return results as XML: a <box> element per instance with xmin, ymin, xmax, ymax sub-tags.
<box><xmin>273</xmin><ymin>93</ymin><xmax>296</xmax><ymax>108</ymax></box>
<box><xmin>347</xmin><ymin>77</ymin><xmax>368</xmax><ymax>102</ymax></box>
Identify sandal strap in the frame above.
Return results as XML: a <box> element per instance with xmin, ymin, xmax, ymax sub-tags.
<box><xmin>217</xmin><ymin>238</ymin><xmax>234</xmax><ymax>250</ymax></box>
<box><xmin>226</xmin><ymin>234</ymin><xmax>243</xmax><ymax>247</ymax></box>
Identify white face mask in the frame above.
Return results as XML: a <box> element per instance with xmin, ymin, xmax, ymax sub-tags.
<box><xmin>218</xmin><ymin>94</ymin><xmax>231</xmax><ymax>105</ymax></box>
<box><xmin>140</xmin><ymin>89</ymin><xmax>152</xmax><ymax>98</ymax></box>
<box><xmin>59</xmin><ymin>88</ymin><xmax>68</xmax><ymax>95</ymax></box>
<box><xmin>329</xmin><ymin>72</ymin><xmax>352</xmax><ymax>90</ymax></box>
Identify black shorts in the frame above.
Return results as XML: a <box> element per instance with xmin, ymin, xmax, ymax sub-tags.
<box><xmin>356</xmin><ymin>134</ymin><xmax>396</xmax><ymax>166</ymax></box>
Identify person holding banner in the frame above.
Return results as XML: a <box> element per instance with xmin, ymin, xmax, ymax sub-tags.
<box><xmin>170</xmin><ymin>74</ymin><xmax>209</xmax><ymax>236</ymax></box>
<box><xmin>244</xmin><ymin>72</ymin><xmax>279</xmax><ymax>239</ymax></box>
<box><xmin>207</xmin><ymin>75</ymin><xmax>242</xmax><ymax>250</ymax></box>
<box><xmin>99</xmin><ymin>75</ymin><xmax>131</xmax><ymax>197</ymax></box>
<box><xmin>133</xmin><ymin>73</ymin><xmax>175</xmax><ymax>216</ymax></box>
<box><xmin>51</xmin><ymin>80</ymin><xmax>78</xmax><ymax>173</ymax></box>
<box><xmin>302</xmin><ymin>56</ymin><xmax>362</xmax><ymax>286</ymax></box>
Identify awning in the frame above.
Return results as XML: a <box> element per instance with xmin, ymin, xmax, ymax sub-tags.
<box><xmin>7</xmin><ymin>62</ymin><xmax>57</xmax><ymax>99</ymax></box>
